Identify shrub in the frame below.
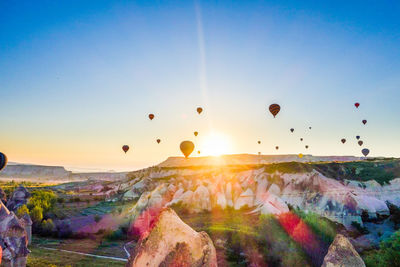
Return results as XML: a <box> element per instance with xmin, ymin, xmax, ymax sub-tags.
<box><xmin>30</xmin><ymin>206</ymin><xmax>43</xmax><ymax>223</ymax></box>
<box><xmin>16</xmin><ymin>204</ymin><xmax>30</xmax><ymax>218</ymax></box>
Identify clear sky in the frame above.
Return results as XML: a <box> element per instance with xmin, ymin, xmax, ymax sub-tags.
<box><xmin>1</xmin><ymin>0</ymin><xmax>400</xmax><ymax>171</ymax></box>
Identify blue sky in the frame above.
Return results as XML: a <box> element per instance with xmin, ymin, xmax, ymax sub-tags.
<box><xmin>1</xmin><ymin>1</ymin><xmax>399</xmax><ymax>171</ymax></box>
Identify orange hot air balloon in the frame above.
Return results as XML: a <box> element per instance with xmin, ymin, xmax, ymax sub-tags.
<box><xmin>358</xmin><ymin>140</ymin><xmax>363</xmax><ymax>146</ymax></box>
<box><xmin>0</xmin><ymin>152</ymin><xmax>7</xmax><ymax>171</ymax></box>
<box><xmin>269</xmin><ymin>104</ymin><xmax>280</xmax><ymax>118</ymax></box>
<box><xmin>122</xmin><ymin>145</ymin><xmax>129</xmax><ymax>153</ymax></box>
<box><xmin>148</xmin><ymin>114</ymin><xmax>155</xmax><ymax>120</ymax></box>
<box><xmin>341</xmin><ymin>138</ymin><xmax>346</xmax><ymax>144</ymax></box>
<box><xmin>157</xmin><ymin>139</ymin><xmax>161</xmax><ymax>144</ymax></box>
<box><xmin>197</xmin><ymin>107</ymin><xmax>203</xmax><ymax>114</ymax></box>
<box><xmin>362</xmin><ymin>119</ymin><xmax>367</xmax><ymax>125</ymax></box>
<box><xmin>194</xmin><ymin>131</ymin><xmax>198</xmax><ymax>137</ymax></box>
<box><xmin>198</xmin><ymin>150</ymin><xmax>201</xmax><ymax>154</ymax></box>
<box><xmin>180</xmin><ymin>141</ymin><xmax>195</xmax><ymax>158</ymax></box>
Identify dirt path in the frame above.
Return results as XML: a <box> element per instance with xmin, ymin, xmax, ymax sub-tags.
<box><xmin>39</xmin><ymin>246</ymin><xmax>128</xmax><ymax>262</ymax></box>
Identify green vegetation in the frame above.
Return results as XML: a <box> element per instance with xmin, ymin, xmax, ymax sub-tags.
<box><xmin>16</xmin><ymin>204</ymin><xmax>30</xmax><ymax>218</ymax></box>
<box><xmin>363</xmin><ymin>230</ymin><xmax>400</xmax><ymax>267</ymax></box>
<box><xmin>27</xmin><ymin>246</ymin><xmax>125</xmax><ymax>267</ymax></box>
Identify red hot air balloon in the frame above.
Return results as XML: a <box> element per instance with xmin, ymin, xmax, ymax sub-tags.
<box><xmin>341</xmin><ymin>138</ymin><xmax>346</xmax><ymax>144</ymax></box>
<box><xmin>148</xmin><ymin>114</ymin><xmax>155</xmax><ymax>120</ymax></box>
<box><xmin>358</xmin><ymin>140</ymin><xmax>363</xmax><ymax>146</ymax></box>
<box><xmin>197</xmin><ymin>107</ymin><xmax>203</xmax><ymax>114</ymax></box>
<box><xmin>362</xmin><ymin>120</ymin><xmax>367</xmax><ymax>125</ymax></box>
<box><xmin>0</xmin><ymin>152</ymin><xmax>7</xmax><ymax>171</ymax></box>
<box><xmin>157</xmin><ymin>139</ymin><xmax>161</xmax><ymax>144</ymax></box>
<box><xmin>355</xmin><ymin>102</ymin><xmax>360</xmax><ymax>108</ymax></box>
<box><xmin>122</xmin><ymin>145</ymin><xmax>129</xmax><ymax>153</ymax></box>
<box><xmin>194</xmin><ymin>132</ymin><xmax>198</xmax><ymax>137</ymax></box>
<box><xmin>290</xmin><ymin>128</ymin><xmax>294</xmax><ymax>133</ymax></box>
<box><xmin>180</xmin><ymin>141</ymin><xmax>195</xmax><ymax>158</ymax></box>
<box><xmin>269</xmin><ymin>104</ymin><xmax>281</xmax><ymax>118</ymax></box>
<box><xmin>362</xmin><ymin>148</ymin><xmax>369</xmax><ymax>157</ymax></box>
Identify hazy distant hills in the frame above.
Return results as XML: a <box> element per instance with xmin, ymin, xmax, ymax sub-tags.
<box><xmin>158</xmin><ymin>154</ymin><xmax>364</xmax><ymax>168</ymax></box>
<box><xmin>0</xmin><ymin>163</ymin><xmax>127</xmax><ymax>181</ymax></box>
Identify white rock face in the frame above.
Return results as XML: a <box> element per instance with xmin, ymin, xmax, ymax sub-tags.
<box><xmin>234</xmin><ymin>188</ymin><xmax>254</xmax><ymax>210</ymax></box>
<box><xmin>192</xmin><ymin>185</ymin><xmax>211</xmax><ymax>212</ymax></box>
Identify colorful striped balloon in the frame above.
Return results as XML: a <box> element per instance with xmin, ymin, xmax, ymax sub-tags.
<box><xmin>269</xmin><ymin>104</ymin><xmax>281</xmax><ymax>118</ymax></box>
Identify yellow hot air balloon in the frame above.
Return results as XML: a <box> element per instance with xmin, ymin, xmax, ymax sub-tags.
<box><xmin>298</xmin><ymin>153</ymin><xmax>303</xmax><ymax>158</ymax></box>
<box><xmin>180</xmin><ymin>141</ymin><xmax>195</xmax><ymax>158</ymax></box>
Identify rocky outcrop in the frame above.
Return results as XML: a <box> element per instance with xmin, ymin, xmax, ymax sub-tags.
<box><xmin>0</xmin><ymin>200</ymin><xmax>29</xmax><ymax>267</ymax></box>
<box><xmin>0</xmin><ymin>188</ymin><xmax>7</xmax><ymax>205</ymax></box>
<box><xmin>127</xmin><ymin>208</ymin><xmax>217</xmax><ymax>267</ymax></box>
<box><xmin>6</xmin><ymin>186</ymin><xmax>30</xmax><ymax>212</ymax></box>
<box><xmin>322</xmin><ymin>234</ymin><xmax>365</xmax><ymax>267</ymax></box>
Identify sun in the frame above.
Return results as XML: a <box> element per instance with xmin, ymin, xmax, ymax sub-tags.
<box><xmin>200</xmin><ymin>132</ymin><xmax>231</xmax><ymax>156</ymax></box>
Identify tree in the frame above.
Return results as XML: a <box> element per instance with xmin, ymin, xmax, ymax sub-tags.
<box><xmin>15</xmin><ymin>204</ymin><xmax>30</xmax><ymax>218</ymax></box>
<box><xmin>30</xmin><ymin>206</ymin><xmax>43</xmax><ymax>223</ymax></box>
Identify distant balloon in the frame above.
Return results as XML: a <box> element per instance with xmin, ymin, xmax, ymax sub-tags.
<box><xmin>355</xmin><ymin>102</ymin><xmax>360</xmax><ymax>108</ymax></box>
<box><xmin>269</xmin><ymin>104</ymin><xmax>281</xmax><ymax>118</ymax></box>
<box><xmin>362</xmin><ymin>119</ymin><xmax>367</xmax><ymax>125</ymax></box>
<box><xmin>275</xmin><ymin>146</ymin><xmax>279</xmax><ymax>150</ymax></box>
<box><xmin>290</xmin><ymin>128</ymin><xmax>294</xmax><ymax>133</ymax></box>
<box><xmin>148</xmin><ymin>114</ymin><xmax>155</xmax><ymax>120</ymax></box>
<box><xmin>300</xmin><ymin>138</ymin><xmax>303</xmax><ymax>142</ymax></box>
<box><xmin>309</xmin><ymin>127</ymin><xmax>312</xmax><ymax>130</ymax></box>
<box><xmin>258</xmin><ymin>141</ymin><xmax>261</xmax><ymax>144</ymax></box>
<box><xmin>358</xmin><ymin>140</ymin><xmax>363</xmax><ymax>146</ymax></box>
<box><xmin>341</xmin><ymin>138</ymin><xmax>346</xmax><ymax>144</ymax></box>
<box><xmin>180</xmin><ymin>141</ymin><xmax>195</xmax><ymax>158</ymax></box>
<box><xmin>122</xmin><ymin>145</ymin><xmax>129</xmax><ymax>153</ymax></box>
<box><xmin>362</xmin><ymin>148</ymin><xmax>370</xmax><ymax>157</ymax></box>
<box><xmin>194</xmin><ymin>131</ymin><xmax>198</xmax><ymax>137</ymax></box>
<box><xmin>157</xmin><ymin>139</ymin><xmax>161</xmax><ymax>144</ymax></box>
<box><xmin>305</xmin><ymin>145</ymin><xmax>309</xmax><ymax>149</ymax></box>
<box><xmin>0</xmin><ymin>152</ymin><xmax>7</xmax><ymax>171</ymax></box>
<box><xmin>298</xmin><ymin>153</ymin><xmax>303</xmax><ymax>158</ymax></box>
<box><xmin>258</xmin><ymin>152</ymin><xmax>261</xmax><ymax>155</ymax></box>
<box><xmin>198</xmin><ymin>150</ymin><xmax>201</xmax><ymax>154</ymax></box>
<box><xmin>356</xmin><ymin>136</ymin><xmax>360</xmax><ymax>140</ymax></box>
<box><xmin>197</xmin><ymin>107</ymin><xmax>203</xmax><ymax>114</ymax></box>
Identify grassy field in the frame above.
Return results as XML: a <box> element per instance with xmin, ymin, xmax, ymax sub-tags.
<box><xmin>27</xmin><ymin>246</ymin><xmax>125</xmax><ymax>267</ymax></box>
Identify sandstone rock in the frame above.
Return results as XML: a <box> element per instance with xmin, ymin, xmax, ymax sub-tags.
<box><xmin>322</xmin><ymin>234</ymin><xmax>365</xmax><ymax>267</ymax></box>
<box><xmin>192</xmin><ymin>185</ymin><xmax>211</xmax><ymax>212</ymax></box>
<box><xmin>6</xmin><ymin>186</ymin><xmax>30</xmax><ymax>212</ymax></box>
<box><xmin>0</xmin><ymin>188</ymin><xmax>6</xmax><ymax>205</ymax></box>
<box><xmin>127</xmin><ymin>208</ymin><xmax>217</xmax><ymax>267</ymax></box>
<box><xmin>234</xmin><ymin>188</ymin><xmax>254</xmax><ymax>210</ymax></box>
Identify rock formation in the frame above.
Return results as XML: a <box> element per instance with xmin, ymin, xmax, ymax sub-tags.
<box><xmin>6</xmin><ymin>186</ymin><xmax>30</xmax><ymax>212</ymax></box>
<box><xmin>0</xmin><ymin>200</ymin><xmax>29</xmax><ymax>267</ymax></box>
<box><xmin>127</xmin><ymin>208</ymin><xmax>217</xmax><ymax>267</ymax></box>
<box><xmin>322</xmin><ymin>234</ymin><xmax>365</xmax><ymax>267</ymax></box>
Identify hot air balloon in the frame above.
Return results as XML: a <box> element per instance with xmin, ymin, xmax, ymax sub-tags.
<box><xmin>157</xmin><ymin>139</ymin><xmax>161</xmax><ymax>144</ymax></box>
<box><xmin>358</xmin><ymin>140</ymin><xmax>363</xmax><ymax>146</ymax></box>
<box><xmin>305</xmin><ymin>145</ymin><xmax>309</xmax><ymax>149</ymax></box>
<box><xmin>193</xmin><ymin>132</ymin><xmax>199</xmax><ymax>137</ymax></box>
<box><xmin>148</xmin><ymin>114</ymin><xmax>155</xmax><ymax>120</ymax></box>
<box><xmin>341</xmin><ymin>138</ymin><xmax>346</xmax><ymax>144</ymax></box>
<box><xmin>355</xmin><ymin>102</ymin><xmax>360</xmax><ymax>108</ymax></box>
<box><xmin>290</xmin><ymin>128</ymin><xmax>294</xmax><ymax>133</ymax></box>
<box><xmin>275</xmin><ymin>146</ymin><xmax>279</xmax><ymax>150</ymax></box>
<box><xmin>298</xmin><ymin>153</ymin><xmax>303</xmax><ymax>158</ymax></box>
<box><xmin>356</xmin><ymin>136</ymin><xmax>360</xmax><ymax>140</ymax></box>
<box><xmin>258</xmin><ymin>152</ymin><xmax>261</xmax><ymax>155</ymax></box>
<box><xmin>180</xmin><ymin>141</ymin><xmax>195</xmax><ymax>158</ymax></box>
<box><xmin>122</xmin><ymin>145</ymin><xmax>129</xmax><ymax>153</ymax></box>
<box><xmin>362</xmin><ymin>148</ymin><xmax>369</xmax><ymax>157</ymax></box>
<box><xmin>0</xmin><ymin>152</ymin><xmax>7</xmax><ymax>171</ymax></box>
<box><xmin>309</xmin><ymin>127</ymin><xmax>312</xmax><ymax>130</ymax></box>
<box><xmin>300</xmin><ymin>138</ymin><xmax>303</xmax><ymax>141</ymax></box>
<box><xmin>198</xmin><ymin>150</ymin><xmax>201</xmax><ymax>154</ymax></box>
<box><xmin>258</xmin><ymin>141</ymin><xmax>261</xmax><ymax>144</ymax></box>
<box><xmin>197</xmin><ymin>107</ymin><xmax>203</xmax><ymax>114</ymax></box>
<box><xmin>269</xmin><ymin>104</ymin><xmax>280</xmax><ymax>118</ymax></box>
<box><xmin>362</xmin><ymin>120</ymin><xmax>367</xmax><ymax>125</ymax></box>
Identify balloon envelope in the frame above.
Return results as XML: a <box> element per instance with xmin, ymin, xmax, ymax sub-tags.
<box><xmin>157</xmin><ymin>139</ymin><xmax>161</xmax><ymax>144</ymax></box>
<box><xmin>362</xmin><ymin>148</ymin><xmax>369</xmax><ymax>157</ymax></box>
<box><xmin>362</xmin><ymin>119</ymin><xmax>367</xmax><ymax>125</ymax></box>
<box><xmin>298</xmin><ymin>153</ymin><xmax>303</xmax><ymax>158</ymax></box>
<box><xmin>300</xmin><ymin>138</ymin><xmax>303</xmax><ymax>141</ymax></box>
<box><xmin>0</xmin><ymin>152</ymin><xmax>7</xmax><ymax>171</ymax></box>
<box><xmin>197</xmin><ymin>107</ymin><xmax>203</xmax><ymax>114</ymax></box>
<box><xmin>290</xmin><ymin>128</ymin><xmax>294</xmax><ymax>133</ymax></box>
<box><xmin>149</xmin><ymin>114</ymin><xmax>155</xmax><ymax>120</ymax></box>
<box><xmin>341</xmin><ymin>138</ymin><xmax>346</xmax><ymax>144</ymax></box>
<box><xmin>180</xmin><ymin>141</ymin><xmax>195</xmax><ymax>158</ymax></box>
<box><xmin>122</xmin><ymin>145</ymin><xmax>129</xmax><ymax>153</ymax></box>
<box><xmin>305</xmin><ymin>145</ymin><xmax>309</xmax><ymax>149</ymax></box>
<box><xmin>358</xmin><ymin>140</ymin><xmax>363</xmax><ymax>146</ymax></box>
<box><xmin>275</xmin><ymin>146</ymin><xmax>279</xmax><ymax>150</ymax></box>
<box><xmin>269</xmin><ymin>104</ymin><xmax>280</xmax><ymax>118</ymax></box>
<box><xmin>258</xmin><ymin>141</ymin><xmax>261</xmax><ymax>144</ymax></box>
<box><xmin>356</xmin><ymin>136</ymin><xmax>360</xmax><ymax>140</ymax></box>
<box><xmin>194</xmin><ymin>132</ymin><xmax>198</xmax><ymax>137</ymax></box>
<box><xmin>355</xmin><ymin>102</ymin><xmax>360</xmax><ymax>108</ymax></box>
